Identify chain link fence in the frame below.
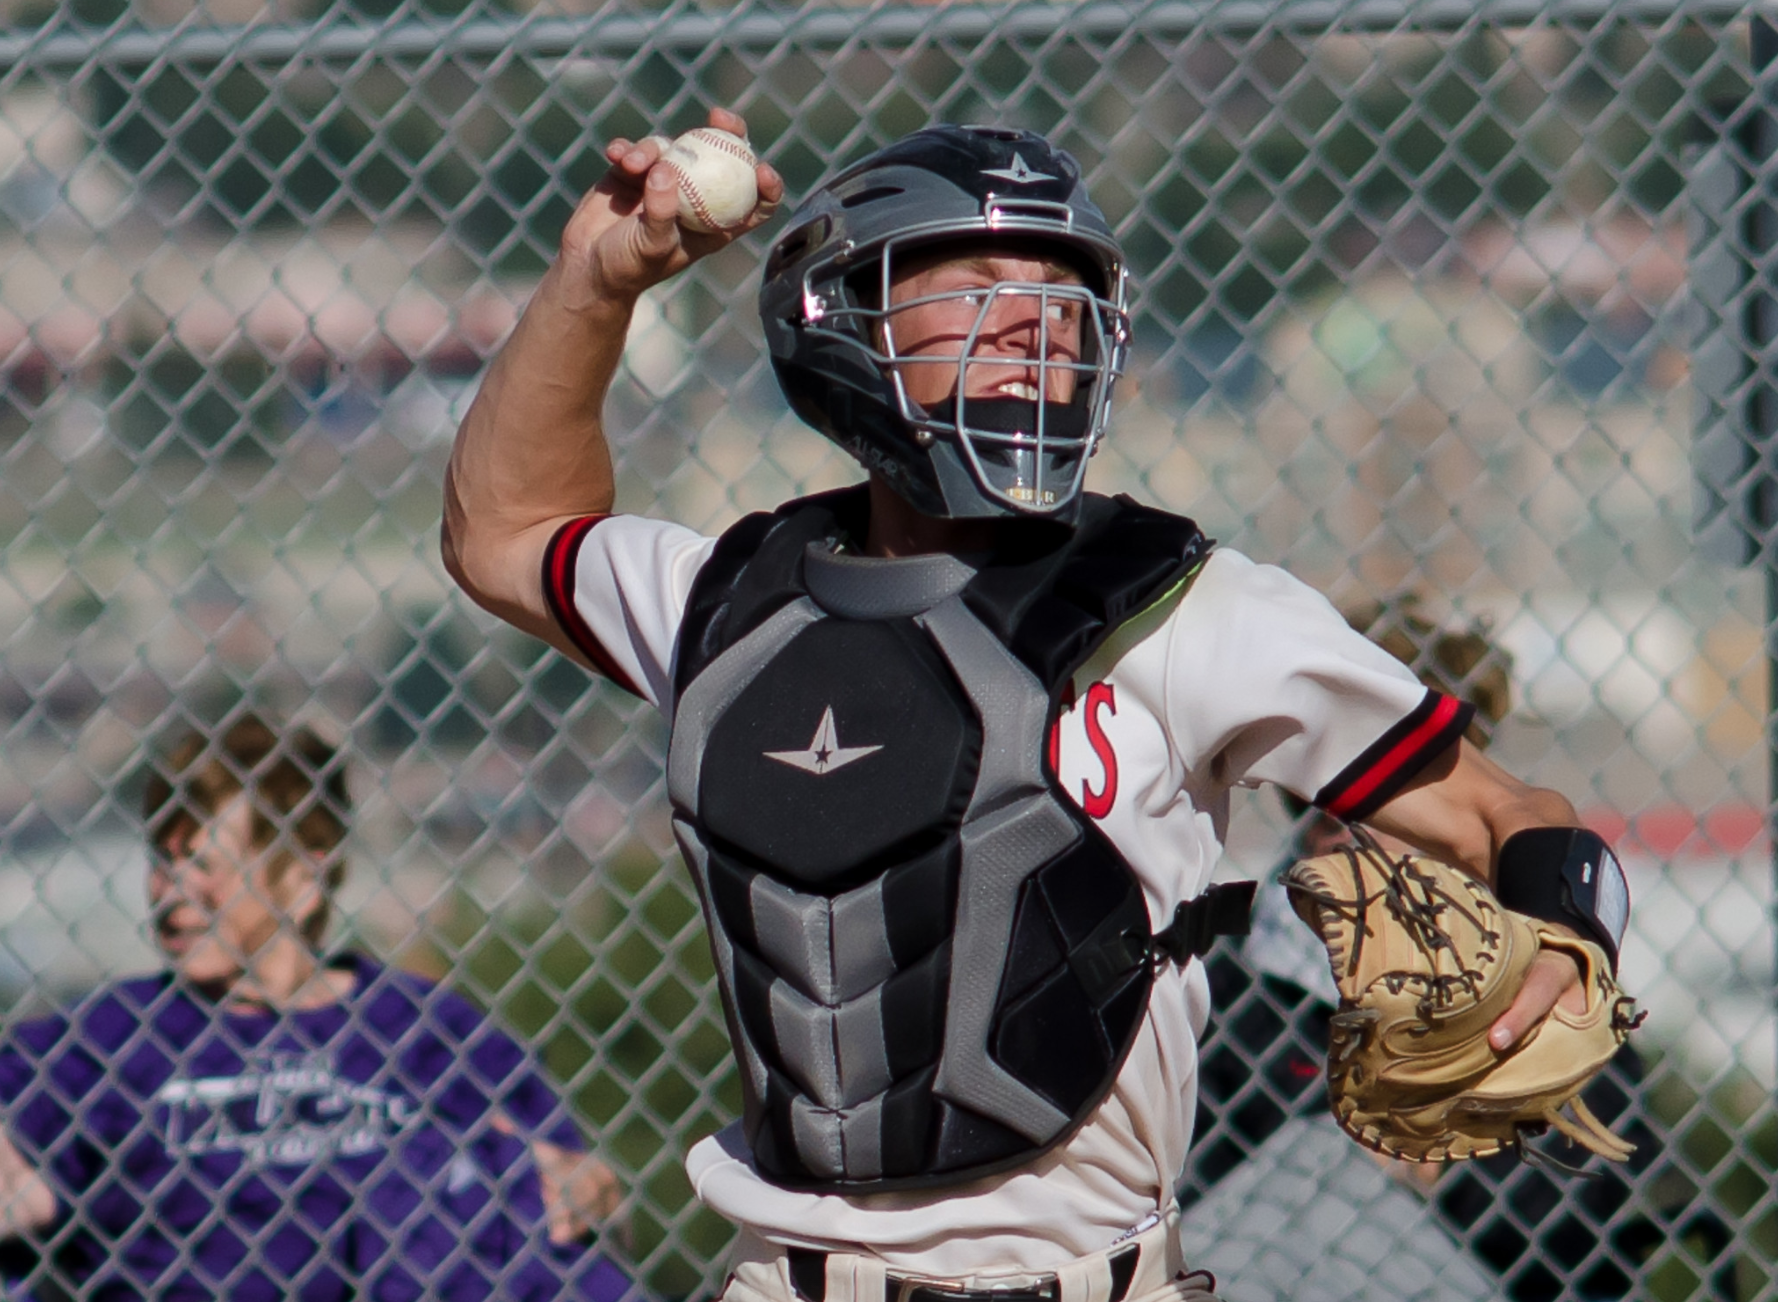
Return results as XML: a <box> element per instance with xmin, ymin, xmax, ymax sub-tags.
<box><xmin>0</xmin><ymin>0</ymin><xmax>1769</xmax><ymax>1297</ymax></box>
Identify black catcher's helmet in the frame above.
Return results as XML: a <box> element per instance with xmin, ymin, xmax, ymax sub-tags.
<box><xmin>759</xmin><ymin>125</ymin><xmax>1130</xmax><ymax>521</ymax></box>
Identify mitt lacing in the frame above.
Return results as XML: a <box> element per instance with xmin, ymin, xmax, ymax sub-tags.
<box><xmin>1291</xmin><ymin>829</ymin><xmax>1498</xmax><ymax>1018</ymax></box>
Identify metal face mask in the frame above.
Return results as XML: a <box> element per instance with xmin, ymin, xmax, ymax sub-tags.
<box><xmin>854</xmin><ymin>237</ymin><xmax>1128</xmax><ymax>514</ymax></box>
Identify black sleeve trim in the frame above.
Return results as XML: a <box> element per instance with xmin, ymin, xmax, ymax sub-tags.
<box><xmin>1313</xmin><ymin>689</ymin><xmax>1474</xmax><ymax>822</ymax></box>
<box><xmin>540</xmin><ymin>514</ymin><xmax>643</xmax><ymax>699</ymax></box>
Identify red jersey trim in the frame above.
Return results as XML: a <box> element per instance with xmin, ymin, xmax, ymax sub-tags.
<box><xmin>540</xmin><ymin>515</ymin><xmax>644</xmax><ymax>699</ymax></box>
<box><xmin>1314</xmin><ymin>689</ymin><xmax>1473</xmax><ymax>822</ymax></box>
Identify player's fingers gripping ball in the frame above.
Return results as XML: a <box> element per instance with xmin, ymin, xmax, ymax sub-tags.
<box><xmin>652</xmin><ymin>127</ymin><xmax>760</xmax><ymax>233</ymax></box>
<box><xmin>1283</xmin><ymin>838</ymin><xmax>1643</xmax><ymax>1166</ymax></box>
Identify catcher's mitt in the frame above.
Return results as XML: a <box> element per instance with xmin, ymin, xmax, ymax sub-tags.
<box><xmin>1282</xmin><ymin>838</ymin><xmax>1642</xmax><ymax>1166</ymax></box>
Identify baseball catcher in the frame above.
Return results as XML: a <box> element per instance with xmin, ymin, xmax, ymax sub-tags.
<box><xmin>1285</xmin><ymin>830</ymin><xmax>1642</xmax><ymax>1168</ymax></box>
<box><xmin>446</xmin><ymin>108</ymin><xmax>1635</xmax><ymax>1302</ymax></box>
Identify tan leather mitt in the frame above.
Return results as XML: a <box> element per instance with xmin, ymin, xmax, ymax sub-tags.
<box><xmin>1282</xmin><ymin>838</ymin><xmax>1642</xmax><ymax>1165</ymax></box>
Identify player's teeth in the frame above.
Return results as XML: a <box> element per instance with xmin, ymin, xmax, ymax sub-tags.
<box><xmin>999</xmin><ymin>382</ymin><xmax>1040</xmax><ymax>400</ymax></box>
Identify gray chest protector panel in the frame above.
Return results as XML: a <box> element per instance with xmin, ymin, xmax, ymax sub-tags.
<box><xmin>668</xmin><ymin>487</ymin><xmax>1239</xmax><ymax>1192</ymax></box>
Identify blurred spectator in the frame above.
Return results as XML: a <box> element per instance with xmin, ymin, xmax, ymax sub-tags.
<box><xmin>0</xmin><ymin>714</ymin><xmax>636</xmax><ymax>1302</ymax></box>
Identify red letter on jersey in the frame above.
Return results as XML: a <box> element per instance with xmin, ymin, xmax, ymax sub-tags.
<box><xmin>1080</xmin><ymin>682</ymin><xmax>1118</xmax><ymax>819</ymax></box>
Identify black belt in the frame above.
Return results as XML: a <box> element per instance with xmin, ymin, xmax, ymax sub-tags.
<box><xmin>786</xmin><ymin>1243</ymin><xmax>1141</xmax><ymax>1302</ymax></box>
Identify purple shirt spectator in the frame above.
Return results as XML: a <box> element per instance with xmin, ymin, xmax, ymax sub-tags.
<box><xmin>0</xmin><ymin>952</ymin><xmax>639</xmax><ymax>1302</ymax></box>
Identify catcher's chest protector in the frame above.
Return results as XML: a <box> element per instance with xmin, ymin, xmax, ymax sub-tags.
<box><xmin>668</xmin><ymin>486</ymin><xmax>1209</xmax><ymax>1192</ymax></box>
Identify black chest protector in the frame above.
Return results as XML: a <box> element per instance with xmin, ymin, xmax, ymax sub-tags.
<box><xmin>668</xmin><ymin>486</ymin><xmax>1236</xmax><ymax>1193</ymax></box>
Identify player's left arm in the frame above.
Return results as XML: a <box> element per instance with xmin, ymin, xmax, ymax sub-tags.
<box><xmin>1363</xmin><ymin>739</ymin><xmax>1592</xmax><ymax>1052</ymax></box>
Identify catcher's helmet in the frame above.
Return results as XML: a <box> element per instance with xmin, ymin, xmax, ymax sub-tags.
<box><xmin>759</xmin><ymin>125</ymin><xmax>1130</xmax><ymax>521</ymax></box>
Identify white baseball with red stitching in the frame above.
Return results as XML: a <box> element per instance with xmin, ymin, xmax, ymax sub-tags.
<box><xmin>662</xmin><ymin>127</ymin><xmax>758</xmax><ymax>233</ymax></box>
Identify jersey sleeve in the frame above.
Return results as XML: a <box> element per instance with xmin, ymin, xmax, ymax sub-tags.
<box><xmin>540</xmin><ymin>514</ymin><xmax>719</xmax><ymax>710</ymax></box>
<box><xmin>1165</xmin><ymin>550</ymin><xmax>1474</xmax><ymax>822</ymax></box>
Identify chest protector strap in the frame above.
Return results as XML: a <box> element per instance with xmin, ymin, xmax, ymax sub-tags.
<box><xmin>669</xmin><ymin>486</ymin><xmax>1247</xmax><ymax>1192</ymax></box>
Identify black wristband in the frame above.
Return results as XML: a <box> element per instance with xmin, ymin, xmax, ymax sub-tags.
<box><xmin>1494</xmin><ymin>827</ymin><xmax>1629</xmax><ymax>972</ymax></box>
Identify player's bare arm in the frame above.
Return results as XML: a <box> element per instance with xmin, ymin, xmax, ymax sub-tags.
<box><xmin>1365</xmin><ymin>740</ymin><xmax>1577</xmax><ymax>878</ymax></box>
<box><xmin>441</xmin><ymin>107</ymin><xmax>784</xmax><ymax>655</ymax></box>
<box><xmin>1365</xmin><ymin>741</ymin><xmax>1596</xmax><ymax>1049</ymax></box>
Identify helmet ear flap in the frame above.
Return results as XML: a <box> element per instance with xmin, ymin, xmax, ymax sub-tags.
<box><xmin>841</xmin><ymin>264</ymin><xmax>883</xmax><ymax>320</ymax></box>
<box><xmin>765</xmin><ymin>217</ymin><xmax>831</xmax><ymax>287</ymax></box>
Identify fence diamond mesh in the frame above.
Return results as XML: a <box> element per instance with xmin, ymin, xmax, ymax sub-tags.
<box><xmin>0</xmin><ymin>1</ymin><xmax>1768</xmax><ymax>1299</ymax></box>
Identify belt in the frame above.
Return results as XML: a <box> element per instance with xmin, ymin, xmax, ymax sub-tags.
<box><xmin>785</xmin><ymin>1243</ymin><xmax>1142</xmax><ymax>1302</ymax></box>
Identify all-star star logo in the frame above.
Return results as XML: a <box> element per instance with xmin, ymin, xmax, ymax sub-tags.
<box><xmin>764</xmin><ymin>706</ymin><xmax>883</xmax><ymax>776</ymax></box>
<box><xmin>981</xmin><ymin>152</ymin><xmax>1056</xmax><ymax>185</ymax></box>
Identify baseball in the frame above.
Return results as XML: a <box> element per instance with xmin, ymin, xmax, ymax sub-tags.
<box><xmin>659</xmin><ymin>127</ymin><xmax>759</xmax><ymax>234</ymax></box>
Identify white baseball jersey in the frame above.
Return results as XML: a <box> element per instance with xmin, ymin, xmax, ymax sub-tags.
<box><xmin>542</xmin><ymin>509</ymin><xmax>1471</xmax><ymax>1277</ymax></box>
